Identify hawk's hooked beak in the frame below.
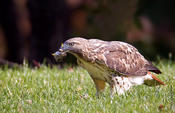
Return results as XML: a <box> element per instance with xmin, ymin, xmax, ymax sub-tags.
<box><xmin>52</xmin><ymin>51</ymin><xmax>60</xmax><ymax>60</ymax></box>
<box><xmin>52</xmin><ymin>51</ymin><xmax>59</xmax><ymax>57</ymax></box>
<box><xmin>59</xmin><ymin>43</ymin><xmax>70</xmax><ymax>52</ymax></box>
<box><xmin>52</xmin><ymin>51</ymin><xmax>67</xmax><ymax>61</ymax></box>
<box><xmin>52</xmin><ymin>43</ymin><xmax>68</xmax><ymax>61</ymax></box>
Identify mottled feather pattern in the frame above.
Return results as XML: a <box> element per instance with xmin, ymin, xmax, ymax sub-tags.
<box><xmin>86</xmin><ymin>40</ymin><xmax>150</xmax><ymax>76</ymax></box>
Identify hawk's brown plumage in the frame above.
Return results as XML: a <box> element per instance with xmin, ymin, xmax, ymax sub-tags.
<box><xmin>53</xmin><ymin>37</ymin><xmax>164</xmax><ymax>96</ymax></box>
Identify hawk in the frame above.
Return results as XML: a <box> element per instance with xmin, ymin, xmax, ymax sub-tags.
<box><xmin>53</xmin><ymin>37</ymin><xmax>165</xmax><ymax>96</ymax></box>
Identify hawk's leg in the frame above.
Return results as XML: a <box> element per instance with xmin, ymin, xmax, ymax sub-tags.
<box><xmin>110</xmin><ymin>76</ymin><xmax>132</xmax><ymax>96</ymax></box>
<box><xmin>110</xmin><ymin>84</ymin><xmax>116</xmax><ymax>97</ymax></box>
<box><xmin>91</xmin><ymin>77</ymin><xmax>106</xmax><ymax>96</ymax></box>
<box><xmin>110</xmin><ymin>83</ymin><xmax>125</xmax><ymax>96</ymax></box>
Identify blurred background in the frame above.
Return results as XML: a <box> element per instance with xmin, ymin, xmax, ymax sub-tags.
<box><xmin>0</xmin><ymin>0</ymin><xmax>175</xmax><ymax>65</ymax></box>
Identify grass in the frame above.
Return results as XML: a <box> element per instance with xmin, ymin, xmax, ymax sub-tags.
<box><xmin>0</xmin><ymin>60</ymin><xmax>175</xmax><ymax>113</ymax></box>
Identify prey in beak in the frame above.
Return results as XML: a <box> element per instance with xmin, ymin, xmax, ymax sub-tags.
<box><xmin>52</xmin><ymin>43</ymin><xmax>67</xmax><ymax>61</ymax></box>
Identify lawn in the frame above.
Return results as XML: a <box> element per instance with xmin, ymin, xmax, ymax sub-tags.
<box><xmin>0</xmin><ymin>60</ymin><xmax>175</xmax><ymax>113</ymax></box>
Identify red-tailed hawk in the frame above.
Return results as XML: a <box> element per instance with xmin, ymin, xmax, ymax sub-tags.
<box><xmin>53</xmin><ymin>37</ymin><xmax>165</xmax><ymax>96</ymax></box>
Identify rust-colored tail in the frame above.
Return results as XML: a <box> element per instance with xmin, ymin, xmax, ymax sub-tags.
<box><xmin>144</xmin><ymin>72</ymin><xmax>165</xmax><ymax>86</ymax></box>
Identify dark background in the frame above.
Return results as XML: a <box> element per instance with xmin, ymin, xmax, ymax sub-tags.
<box><xmin>0</xmin><ymin>0</ymin><xmax>175</xmax><ymax>64</ymax></box>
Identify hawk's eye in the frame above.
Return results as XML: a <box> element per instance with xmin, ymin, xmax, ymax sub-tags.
<box><xmin>68</xmin><ymin>42</ymin><xmax>74</xmax><ymax>46</ymax></box>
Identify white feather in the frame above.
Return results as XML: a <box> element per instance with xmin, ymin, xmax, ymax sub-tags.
<box><xmin>129</xmin><ymin>73</ymin><xmax>153</xmax><ymax>85</ymax></box>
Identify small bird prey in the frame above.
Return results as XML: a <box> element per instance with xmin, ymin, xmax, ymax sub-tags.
<box><xmin>53</xmin><ymin>37</ymin><xmax>165</xmax><ymax>96</ymax></box>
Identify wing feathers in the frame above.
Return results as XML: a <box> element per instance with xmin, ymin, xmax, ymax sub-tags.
<box><xmin>91</xmin><ymin>40</ymin><xmax>162</xmax><ymax>77</ymax></box>
<box><xmin>146</xmin><ymin>61</ymin><xmax>162</xmax><ymax>74</ymax></box>
<box><xmin>104</xmin><ymin>43</ymin><xmax>149</xmax><ymax>76</ymax></box>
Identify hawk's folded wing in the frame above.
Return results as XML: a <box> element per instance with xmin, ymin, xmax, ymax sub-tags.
<box><xmin>101</xmin><ymin>42</ymin><xmax>161</xmax><ymax>76</ymax></box>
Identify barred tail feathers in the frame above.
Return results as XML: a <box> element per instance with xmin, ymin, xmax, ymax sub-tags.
<box><xmin>144</xmin><ymin>72</ymin><xmax>165</xmax><ymax>86</ymax></box>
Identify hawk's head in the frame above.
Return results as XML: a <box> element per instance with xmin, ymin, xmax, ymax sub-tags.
<box><xmin>61</xmin><ymin>37</ymin><xmax>87</xmax><ymax>52</ymax></box>
<box><xmin>53</xmin><ymin>37</ymin><xmax>87</xmax><ymax>61</ymax></box>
